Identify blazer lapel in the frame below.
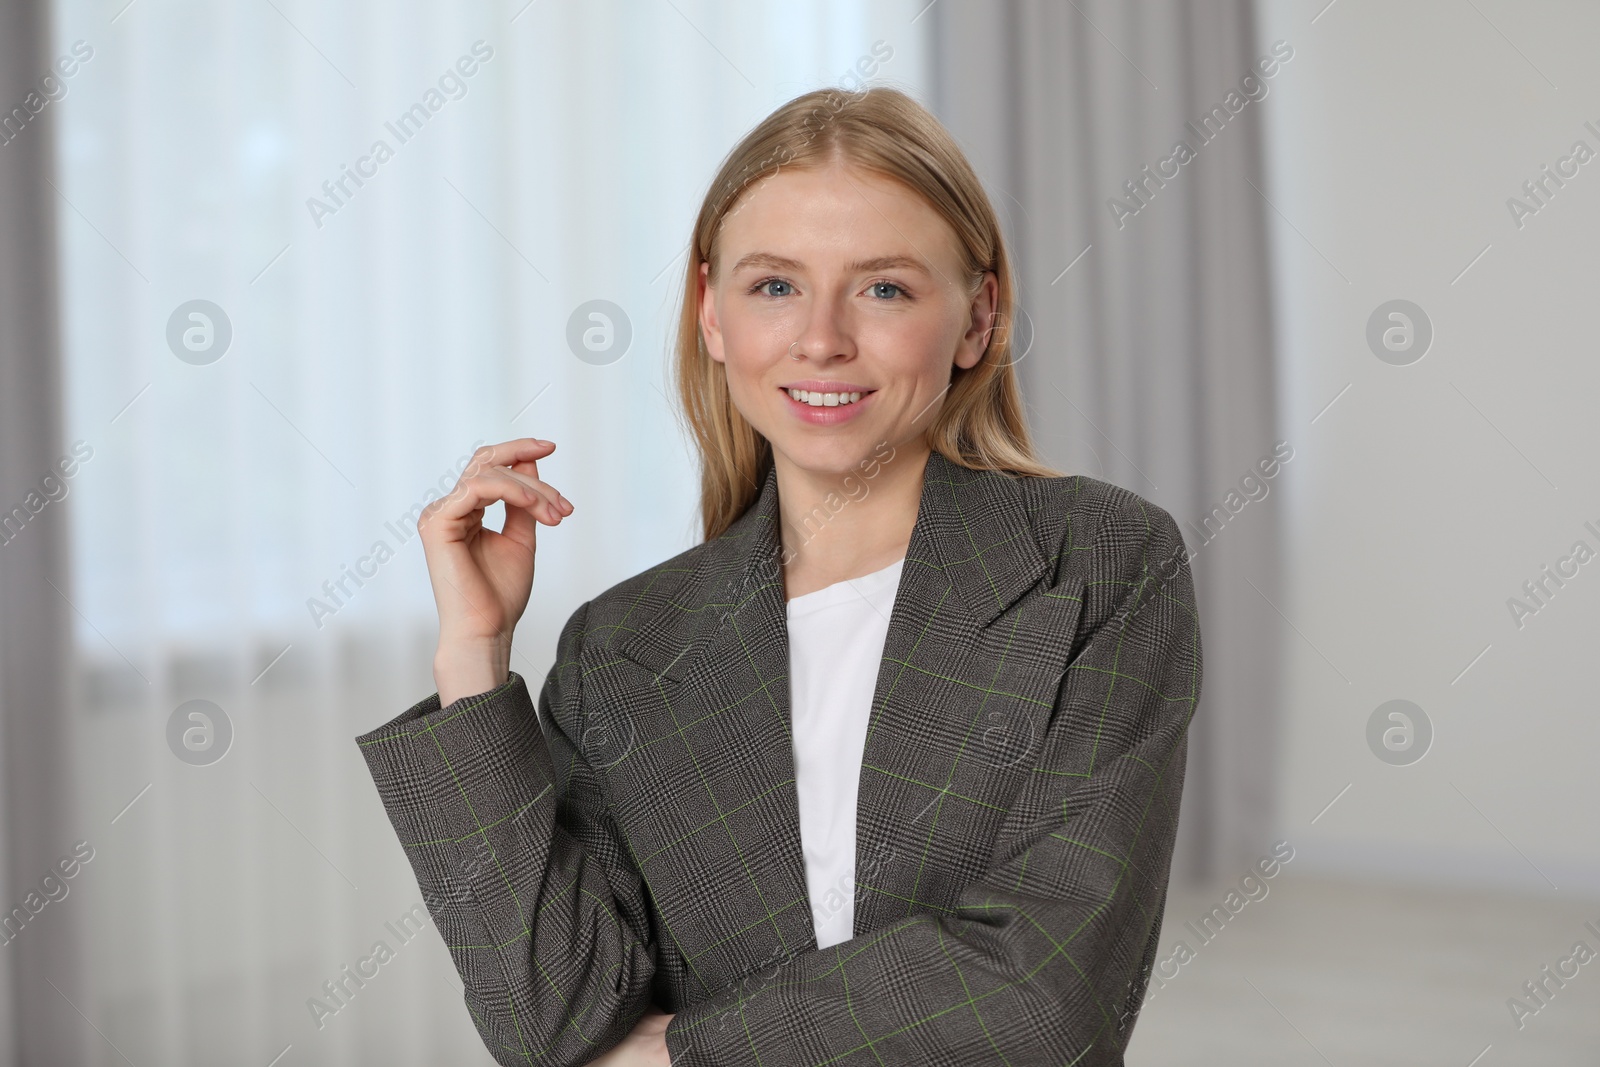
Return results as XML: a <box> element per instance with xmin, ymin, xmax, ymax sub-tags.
<box><xmin>603</xmin><ymin>459</ymin><xmax>818</xmax><ymax>985</ymax></box>
<box><xmin>853</xmin><ymin>450</ymin><xmax>1066</xmax><ymax>930</ymax></box>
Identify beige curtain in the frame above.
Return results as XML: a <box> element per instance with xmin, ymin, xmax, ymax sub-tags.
<box><xmin>931</xmin><ymin>0</ymin><xmax>1284</xmax><ymax>882</ymax></box>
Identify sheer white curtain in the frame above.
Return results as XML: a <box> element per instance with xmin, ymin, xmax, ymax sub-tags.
<box><xmin>50</xmin><ymin>2</ymin><xmax>929</xmax><ymax>1064</ymax></box>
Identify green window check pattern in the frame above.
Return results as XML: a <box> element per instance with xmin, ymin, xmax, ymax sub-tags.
<box><xmin>357</xmin><ymin>449</ymin><xmax>1201</xmax><ymax>1066</ymax></box>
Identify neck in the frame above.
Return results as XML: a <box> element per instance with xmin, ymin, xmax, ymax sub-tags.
<box><xmin>772</xmin><ymin>440</ymin><xmax>929</xmax><ymax>601</ymax></box>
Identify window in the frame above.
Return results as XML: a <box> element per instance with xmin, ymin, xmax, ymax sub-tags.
<box><xmin>51</xmin><ymin>2</ymin><xmax>928</xmax><ymax>1062</ymax></box>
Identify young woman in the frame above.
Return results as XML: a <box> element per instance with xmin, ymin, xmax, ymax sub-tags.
<box><xmin>358</xmin><ymin>87</ymin><xmax>1201</xmax><ymax>1067</ymax></box>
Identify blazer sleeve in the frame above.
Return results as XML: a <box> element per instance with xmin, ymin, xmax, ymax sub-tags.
<box><xmin>355</xmin><ymin>598</ymin><xmax>657</xmax><ymax>1067</ymax></box>
<box><xmin>664</xmin><ymin>493</ymin><xmax>1202</xmax><ymax>1066</ymax></box>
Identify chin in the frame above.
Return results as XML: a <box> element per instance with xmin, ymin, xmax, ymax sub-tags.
<box><xmin>772</xmin><ymin>435</ymin><xmax>883</xmax><ymax>476</ymax></box>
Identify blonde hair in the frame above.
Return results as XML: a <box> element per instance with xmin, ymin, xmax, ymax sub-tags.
<box><xmin>672</xmin><ymin>85</ymin><xmax>1061</xmax><ymax>541</ymax></box>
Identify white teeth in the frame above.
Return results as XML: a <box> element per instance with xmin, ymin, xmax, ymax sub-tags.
<box><xmin>787</xmin><ymin>388</ymin><xmax>864</xmax><ymax>407</ymax></box>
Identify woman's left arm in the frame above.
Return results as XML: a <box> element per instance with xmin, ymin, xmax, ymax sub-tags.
<box><xmin>665</xmin><ymin>494</ymin><xmax>1202</xmax><ymax>1066</ymax></box>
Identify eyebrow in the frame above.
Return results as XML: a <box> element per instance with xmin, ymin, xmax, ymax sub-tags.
<box><xmin>727</xmin><ymin>252</ymin><xmax>930</xmax><ymax>276</ymax></box>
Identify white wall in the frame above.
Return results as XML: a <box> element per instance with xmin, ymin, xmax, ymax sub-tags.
<box><xmin>1258</xmin><ymin>0</ymin><xmax>1600</xmax><ymax>895</ymax></box>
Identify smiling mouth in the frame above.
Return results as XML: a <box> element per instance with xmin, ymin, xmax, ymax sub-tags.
<box><xmin>781</xmin><ymin>386</ymin><xmax>875</xmax><ymax>408</ymax></box>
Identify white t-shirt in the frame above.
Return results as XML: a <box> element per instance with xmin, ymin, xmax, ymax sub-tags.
<box><xmin>785</xmin><ymin>556</ymin><xmax>905</xmax><ymax>950</ymax></box>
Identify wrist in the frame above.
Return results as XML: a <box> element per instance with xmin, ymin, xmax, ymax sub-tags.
<box><xmin>434</xmin><ymin>635</ymin><xmax>511</xmax><ymax>706</ymax></box>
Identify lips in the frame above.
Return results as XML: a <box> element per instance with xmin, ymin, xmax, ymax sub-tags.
<box><xmin>780</xmin><ymin>385</ymin><xmax>876</xmax><ymax>424</ymax></box>
<box><xmin>781</xmin><ymin>385</ymin><xmax>873</xmax><ymax>408</ymax></box>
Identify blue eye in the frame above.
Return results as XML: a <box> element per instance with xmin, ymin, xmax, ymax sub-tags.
<box><xmin>869</xmin><ymin>281</ymin><xmax>903</xmax><ymax>299</ymax></box>
<box><xmin>758</xmin><ymin>279</ymin><xmax>793</xmax><ymax>297</ymax></box>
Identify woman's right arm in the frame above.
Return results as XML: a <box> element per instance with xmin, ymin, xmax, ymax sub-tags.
<box><xmin>355</xmin><ymin>439</ymin><xmax>661</xmax><ymax>1066</ymax></box>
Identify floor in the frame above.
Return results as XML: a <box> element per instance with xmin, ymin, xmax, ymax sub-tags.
<box><xmin>1128</xmin><ymin>875</ymin><xmax>1600</xmax><ymax>1066</ymax></box>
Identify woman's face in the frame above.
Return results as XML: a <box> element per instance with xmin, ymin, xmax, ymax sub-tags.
<box><xmin>698</xmin><ymin>159</ymin><xmax>997</xmax><ymax>477</ymax></box>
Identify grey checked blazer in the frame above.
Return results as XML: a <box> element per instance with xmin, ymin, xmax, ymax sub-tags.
<box><xmin>357</xmin><ymin>448</ymin><xmax>1201</xmax><ymax>1066</ymax></box>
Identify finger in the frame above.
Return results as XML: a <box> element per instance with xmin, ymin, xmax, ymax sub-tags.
<box><xmin>420</xmin><ymin>471</ymin><xmax>548</xmax><ymax>535</ymax></box>
<box><xmin>460</xmin><ymin>438</ymin><xmax>556</xmax><ymax>481</ymax></box>
<box><xmin>508</xmin><ymin>457</ymin><xmax>572</xmax><ymax>511</ymax></box>
<box><xmin>500</xmin><ymin>492</ymin><xmax>542</xmax><ymax>550</ymax></box>
<box><xmin>476</xmin><ymin>471</ymin><xmax>566</xmax><ymax>540</ymax></box>
<box><xmin>465</xmin><ymin>441</ymin><xmax>572</xmax><ymax>516</ymax></box>
<box><xmin>498</xmin><ymin>472</ymin><xmax>559</xmax><ymax>549</ymax></box>
<box><xmin>480</xmin><ymin>470</ymin><xmax>564</xmax><ymax>524</ymax></box>
<box><xmin>506</xmin><ymin>477</ymin><xmax>571</xmax><ymax>522</ymax></box>
<box><xmin>502</xmin><ymin>468</ymin><xmax>571</xmax><ymax>517</ymax></box>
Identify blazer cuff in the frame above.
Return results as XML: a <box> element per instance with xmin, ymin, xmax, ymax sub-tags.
<box><xmin>354</xmin><ymin>672</ymin><xmax>545</xmax><ymax>899</ymax></box>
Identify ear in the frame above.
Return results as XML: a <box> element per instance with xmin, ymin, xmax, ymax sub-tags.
<box><xmin>698</xmin><ymin>260</ymin><xmax>726</xmax><ymax>364</ymax></box>
<box><xmin>954</xmin><ymin>270</ymin><xmax>999</xmax><ymax>370</ymax></box>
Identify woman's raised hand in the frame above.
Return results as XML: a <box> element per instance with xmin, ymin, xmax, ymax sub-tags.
<box><xmin>418</xmin><ymin>438</ymin><xmax>573</xmax><ymax>706</ymax></box>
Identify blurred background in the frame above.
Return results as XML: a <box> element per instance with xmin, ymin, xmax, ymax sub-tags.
<box><xmin>0</xmin><ymin>0</ymin><xmax>1595</xmax><ymax>1063</ymax></box>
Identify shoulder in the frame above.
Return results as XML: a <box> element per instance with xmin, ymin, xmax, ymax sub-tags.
<box><xmin>1016</xmin><ymin>473</ymin><xmax>1198</xmax><ymax>669</ymax></box>
<box><xmin>555</xmin><ymin>536</ymin><xmax>722</xmax><ymax>654</ymax></box>
<box><xmin>1007</xmin><ymin>469</ymin><xmax>1189</xmax><ymax>586</ymax></box>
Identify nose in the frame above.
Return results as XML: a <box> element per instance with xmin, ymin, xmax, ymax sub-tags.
<box><xmin>789</xmin><ymin>288</ymin><xmax>856</xmax><ymax>363</ymax></box>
